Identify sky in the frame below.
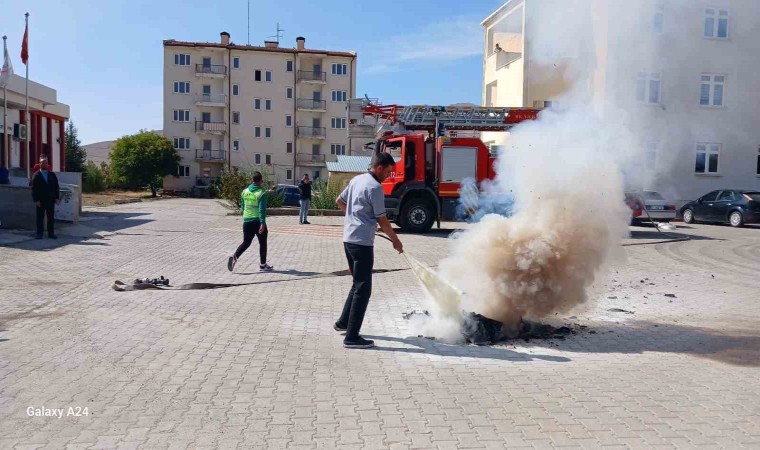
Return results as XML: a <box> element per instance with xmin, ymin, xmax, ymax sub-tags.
<box><xmin>1</xmin><ymin>0</ymin><xmax>505</xmax><ymax>144</ymax></box>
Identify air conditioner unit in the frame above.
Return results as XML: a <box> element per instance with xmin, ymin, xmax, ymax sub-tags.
<box><xmin>13</xmin><ymin>124</ymin><xmax>27</xmax><ymax>140</ymax></box>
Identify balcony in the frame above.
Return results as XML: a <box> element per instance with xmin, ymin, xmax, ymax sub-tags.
<box><xmin>297</xmin><ymin>98</ymin><xmax>327</xmax><ymax>111</ymax></box>
<box><xmin>195</xmin><ymin>121</ymin><xmax>227</xmax><ymax>134</ymax></box>
<box><xmin>195</xmin><ymin>64</ymin><xmax>227</xmax><ymax>78</ymax></box>
<box><xmin>297</xmin><ymin>153</ymin><xmax>327</xmax><ymax>166</ymax></box>
<box><xmin>296</xmin><ymin>126</ymin><xmax>326</xmax><ymax>139</ymax></box>
<box><xmin>195</xmin><ymin>149</ymin><xmax>226</xmax><ymax>162</ymax></box>
<box><xmin>195</xmin><ymin>93</ymin><xmax>228</xmax><ymax>107</ymax></box>
<box><xmin>297</xmin><ymin>71</ymin><xmax>327</xmax><ymax>83</ymax></box>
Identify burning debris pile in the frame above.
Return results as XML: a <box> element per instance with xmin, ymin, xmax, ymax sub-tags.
<box><xmin>404</xmin><ymin>310</ymin><xmax>580</xmax><ymax>346</ymax></box>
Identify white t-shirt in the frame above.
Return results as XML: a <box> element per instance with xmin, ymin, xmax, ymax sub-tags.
<box><xmin>339</xmin><ymin>172</ymin><xmax>386</xmax><ymax>246</ymax></box>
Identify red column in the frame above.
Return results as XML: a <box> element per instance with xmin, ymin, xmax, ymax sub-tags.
<box><xmin>59</xmin><ymin>120</ymin><xmax>66</xmax><ymax>172</ymax></box>
<box><xmin>46</xmin><ymin>117</ymin><xmax>53</xmax><ymax>170</ymax></box>
<box><xmin>20</xmin><ymin>111</ymin><xmax>27</xmax><ymax>169</ymax></box>
<box><xmin>29</xmin><ymin>112</ymin><xmax>37</xmax><ymax>164</ymax></box>
<box><xmin>37</xmin><ymin>113</ymin><xmax>43</xmax><ymax>162</ymax></box>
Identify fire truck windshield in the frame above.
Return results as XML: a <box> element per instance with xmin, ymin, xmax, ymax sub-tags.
<box><xmin>381</xmin><ymin>140</ymin><xmax>403</xmax><ymax>163</ymax></box>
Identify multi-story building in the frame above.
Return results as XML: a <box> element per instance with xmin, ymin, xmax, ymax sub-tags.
<box><xmin>163</xmin><ymin>33</ymin><xmax>361</xmax><ymax>191</ymax></box>
<box><xmin>482</xmin><ymin>0</ymin><xmax>760</xmax><ymax>202</ymax></box>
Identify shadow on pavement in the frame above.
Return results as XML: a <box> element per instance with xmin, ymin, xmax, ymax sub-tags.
<box><xmin>627</xmin><ymin>230</ymin><xmax>718</xmax><ymax>241</ymax></box>
<box><xmin>234</xmin><ymin>269</ymin><xmax>323</xmax><ymax>277</ymax></box>
<box><xmin>1</xmin><ymin>211</ymin><xmax>153</xmax><ymax>251</ymax></box>
<box><xmin>527</xmin><ymin>320</ymin><xmax>760</xmax><ymax>367</ymax></box>
<box><xmin>364</xmin><ymin>335</ymin><xmax>571</xmax><ymax>363</ymax></box>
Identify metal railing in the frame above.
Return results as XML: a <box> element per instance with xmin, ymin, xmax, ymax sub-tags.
<box><xmin>195</xmin><ymin>64</ymin><xmax>227</xmax><ymax>75</ymax></box>
<box><xmin>296</xmin><ymin>126</ymin><xmax>326</xmax><ymax>138</ymax></box>
<box><xmin>195</xmin><ymin>149</ymin><xmax>226</xmax><ymax>161</ymax></box>
<box><xmin>195</xmin><ymin>93</ymin><xmax>228</xmax><ymax>104</ymax></box>
<box><xmin>297</xmin><ymin>71</ymin><xmax>327</xmax><ymax>82</ymax></box>
<box><xmin>297</xmin><ymin>153</ymin><xmax>326</xmax><ymax>164</ymax></box>
<box><xmin>195</xmin><ymin>121</ymin><xmax>227</xmax><ymax>133</ymax></box>
<box><xmin>297</xmin><ymin>98</ymin><xmax>327</xmax><ymax>110</ymax></box>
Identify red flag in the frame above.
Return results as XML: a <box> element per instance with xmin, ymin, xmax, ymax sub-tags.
<box><xmin>21</xmin><ymin>23</ymin><xmax>28</xmax><ymax>65</ymax></box>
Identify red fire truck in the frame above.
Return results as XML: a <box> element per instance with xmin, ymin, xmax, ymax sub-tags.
<box><xmin>347</xmin><ymin>99</ymin><xmax>539</xmax><ymax>232</ymax></box>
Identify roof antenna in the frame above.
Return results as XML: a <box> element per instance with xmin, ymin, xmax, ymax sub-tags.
<box><xmin>267</xmin><ymin>22</ymin><xmax>285</xmax><ymax>44</ymax></box>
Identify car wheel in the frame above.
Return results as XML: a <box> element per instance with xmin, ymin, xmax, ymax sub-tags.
<box><xmin>729</xmin><ymin>211</ymin><xmax>744</xmax><ymax>228</ymax></box>
<box><xmin>682</xmin><ymin>208</ymin><xmax>695</xmax><ymax>224</ymax></box>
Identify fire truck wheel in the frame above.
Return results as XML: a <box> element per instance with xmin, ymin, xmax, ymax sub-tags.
<box><xmin>400</xmin><ymin>198</ymin><xmax>435</xmax><ymax>233</ymax></box>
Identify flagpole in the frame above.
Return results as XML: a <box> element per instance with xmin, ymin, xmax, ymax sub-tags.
<box><xmin>24</xmin><ymin>12</ymin><xmax>30</xmax><ymax>179</ymax></box>
<box><xmin>2</xmin><ymin>36</ymin><xmax>7</xmax><ymax>168</ymax></box>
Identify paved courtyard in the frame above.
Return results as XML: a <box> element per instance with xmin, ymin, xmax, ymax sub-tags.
<box><xmin>1</xmin><ymin>198</ymin><xmax>759</xmax><ymax>449</ymax></box>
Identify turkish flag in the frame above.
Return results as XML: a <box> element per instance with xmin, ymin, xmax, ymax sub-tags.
<box><xmin>21</xmin><ymin>23</ymin><xmax>28</xmax><ymax>65</ymax></box>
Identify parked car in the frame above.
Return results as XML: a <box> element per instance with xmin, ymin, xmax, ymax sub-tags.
<box><xmin>679</xmin><ymin>190</ymin><xmax>760</xmax><ymax>227</ymax></box>
<box><xmin>625</xmin><ymin>191</ymin><xmax>677</xmax><ymax>224</ymax></box>
<box><xmin>274</xmin><ymin>184</ymin><xmax>301</xmax><ymax>207</ymax></box>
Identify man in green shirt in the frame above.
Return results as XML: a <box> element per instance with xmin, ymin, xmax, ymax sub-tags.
<box><xmin>228</xmin><ymin>171</ymin><xmax>274</xmax><ymax>272</ymax></box>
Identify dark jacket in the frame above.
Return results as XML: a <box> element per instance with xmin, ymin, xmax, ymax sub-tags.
<box><xmin>31</xmin><ymin>171</ymin><xmax>60</xmax><ymax>204</ymax></box>
<box><xmin>298</xmin><ymin>180</ymin><xmax>312</xmax><ymax>200</ymax></box>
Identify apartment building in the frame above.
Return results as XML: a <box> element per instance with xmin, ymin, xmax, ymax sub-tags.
<box><xmin>163</xmin><ymin>33</ymin><xmax>361</xmax><ymax>191</ymax></box>
<box><xmin>482</xmin><ymin>0</ymin><xmax>760</xmax><ymax>202</ymax></box>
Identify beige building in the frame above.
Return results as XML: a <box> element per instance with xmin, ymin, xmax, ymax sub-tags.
<box><xmin>1</xmin><ymin>74</ymin><xmax>70</xmax><ymax>173</ymax></box>
<box><xmin>162</xmin><ymin>33</ymin><xmax>362</xmax><ymax>191</ymax></box>
<box><xmin>482</xmin><ymin>0</ymin><xmax>760</xmax><ymax>202</ymax></box>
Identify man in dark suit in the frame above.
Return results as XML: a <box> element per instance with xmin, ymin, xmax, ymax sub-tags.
<box><xmin>31</xmin><ymin>158</ymin><xmax>60</xmax><ymax>239</ymax></box>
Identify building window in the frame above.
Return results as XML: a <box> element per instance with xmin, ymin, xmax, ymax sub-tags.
<box><xmin>177</xmin><ymin>165</ymin><xmax>190</xmax><ymax>177</ymax></box>
<box><xmin>695</xmin><ymin>143</ymin><xmax>720</xmax><ymax>174</ymax></box>
<box><xmin>636</xmin><ymin>72</ymin><xmax>661</xmax><ymax>104</ymax></box>
<box><xmin>286</xmin><ymin>60</ymin><xmax>293</xmax><ymax>72</ymax></box>
<box><xmin>652</xmin><ymin>3</ymin><xmax>664</xmax><ymax>33</ymax></box>
<box><xmin>286</xmin><ymin>87</ymin><xmax>293</xmax><ymax>99</ymax></box>
<box><xmin>233</xmin><ymin>140</ymin><xmax>240</xmax><ymax>152</ymax></box>
<box><xmin>331</xmin><ymin>117</ymin><xmax>346</xmax><ymax>129</ymax></box>
<box><xmin>173</xmin><ymin>137</ymin><xmax>191</xmax><ymax>149</ymax></box>
<box><xmin>331</xmin><ymin>63</ymin><xmax>348</xmax><ymax>75</ymax></box>
<box><xmin>265</xmin><ymin>154</ymin><xmax>272</xmax><ymax>165</ymax></box>
<box><xmin>265</xmin><ymin>71</ymin><xmax>272</xmax><ymax>82</ymax></box>
<box><xmin>700</xmin><ymin>74</ymin><xmax>725</xmax><ymax>107</ymax></box>
<box><xmin>255</xmin><ymin>70</ymin><xmax>262</xmax><ymax>82</ymax></box>
<box><xmin>254</xmin><ymin>98</ymin><xmax>261</xmax><ymax>110</ymax></box>
<box><xmin>286</xmin><ymin>169</ymin><xmax>293</xmax><ymax>180</ymax></box>
<box><xmin>286</xmin><ymin>142</ymin><xmax>293</xmax><ymax>153</ymax></box>
<box><xmin>331</xmin><ymin>144</ymin><xmax>346</xmax><ymax>155</ymax></box>
<box><xmin>173</xmin><ymin>110</ymin><xmax>190</xmax><ymax>122</ymax></box>
<box><xmin>255</xmin><ymin>127</ymin><xmax>261</xmax><ymax>138</ymax></box>
<box><xmin>265</xmin><ymin>127</ymin><xmax>272</xmax><ymax>138</ymax></box>
<box><xmin>173</xmin><ymin>81</ymin><xmax>191</xmax><ymax>94</ymax></box>
<box><xmin>233</xmin><ymin>111</ymin><xmax>240</xmax><ymax>124</ymax></box>
<box><xmin>645</xmin><ymin>142</ymin><xmax>657</xmax><ymax>170</ymax></box>
<box><xmin>232</xmin><ymin>84</ymin><xmax>240</xmax><ymax>96</ymax></box>
<box><xmin>174</xmin><ymin>54</ymin><xmax>190</xmax><ymax>66</ymax></box>
<box><xmin>757</xmin><ymin>147</ymin><xmax>760</xmax><ymax>176</ymax></box>
<box><xmin>255</xmin><ymin>154</ymin><xmax>261</xmax><ymax>164</ymax></box>
<box><xmin>286</xmin><ymin>115</ymin><xmax>292</xmax><ymax>127</ymax></box>
<box><xmin>265</xmin><ymin>99</ymin><xmax>272</xmax><ymax>111</ymax></box>
<box><xmin>233</xmin><ymin>57</ymin><xmax>240</xmax><ymax>69</ymax></box>
<box><xmin>331</xmin><ymin>90</ymin><xmax>348</xmax><ymax>102</ymax></box>
<box><xmin>705</xmin><ymin>8</ymin><xmax>729</xmax><ymax>39</ymax></box>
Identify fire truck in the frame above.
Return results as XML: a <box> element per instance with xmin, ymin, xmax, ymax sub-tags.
<box><xmin>346</xmin><ymin>98</ymin><xmax>540</xmax><ymax>232</ymax></box>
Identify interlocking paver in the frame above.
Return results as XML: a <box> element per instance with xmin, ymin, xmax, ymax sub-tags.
<box><xmin>1</xmin><ymin>199</ymin><xmax>759</xmax><ymax>448</ymax></box>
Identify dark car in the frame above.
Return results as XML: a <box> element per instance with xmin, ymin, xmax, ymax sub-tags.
<box><xmin>274</xmin><ymin>184</ymin><xmax>301</xmax><ymax>207</ymax></box>
<box><xmin>679</xmin><ymin>190</ymin><xmax>760</xmax><ymax>227</ymax></box>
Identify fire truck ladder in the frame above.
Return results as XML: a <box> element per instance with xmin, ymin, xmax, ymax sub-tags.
<box><xmin>397</xmin><ymin>105</ymin><xmax>516</xmax><ymax>131</ymax></box>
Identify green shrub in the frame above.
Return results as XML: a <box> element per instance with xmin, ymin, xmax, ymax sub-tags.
<box><xmin>311</xmin><ymin>179</ymin><xmax>343</xmax><ymax>210</ymax></box>
<box><xmin>218</xmin><ymin>166</ymin><xmax>279</xmax><ymax>210</ymax></box>
<box><xmin>82</xmin><ymin>161</ymin><xmax>106</xmax><ymax>193</ymax></box>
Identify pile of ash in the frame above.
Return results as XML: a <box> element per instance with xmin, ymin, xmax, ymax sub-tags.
<box><xmin>404</xmin><ymin>310</ymin><xmax>584</xmax><ymax>346</ymax></box>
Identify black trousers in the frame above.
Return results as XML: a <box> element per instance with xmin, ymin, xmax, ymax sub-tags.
<box><xmin>337</xmin><ymin>243</ymin><xmax>374</xmax><ymax>340</ymax></box>
<box><xmin>36</xmin><ymin>201</ymin><xmax>55</xmax><ymax>236</ymax></box>
<box><xmin>234</xmin><ymin>220</ymin><xmax>267</xmax><ymax>264</ymax></box>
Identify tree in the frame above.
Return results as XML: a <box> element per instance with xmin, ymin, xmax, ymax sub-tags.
<box><xmin>109</xmin><ymin>130</ymin><xmax>180</xmax><ymax>197</ymax></box>
<box><xmin>65</xmin><ymin>121</ymin><xmax>87</xmax><ymax>172</ymax></box>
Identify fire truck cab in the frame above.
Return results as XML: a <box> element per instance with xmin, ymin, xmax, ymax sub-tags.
<box><xmin>376</xmin><ymin>132</ymin><xmax>496</xmax><ymax>232</ymax></box>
